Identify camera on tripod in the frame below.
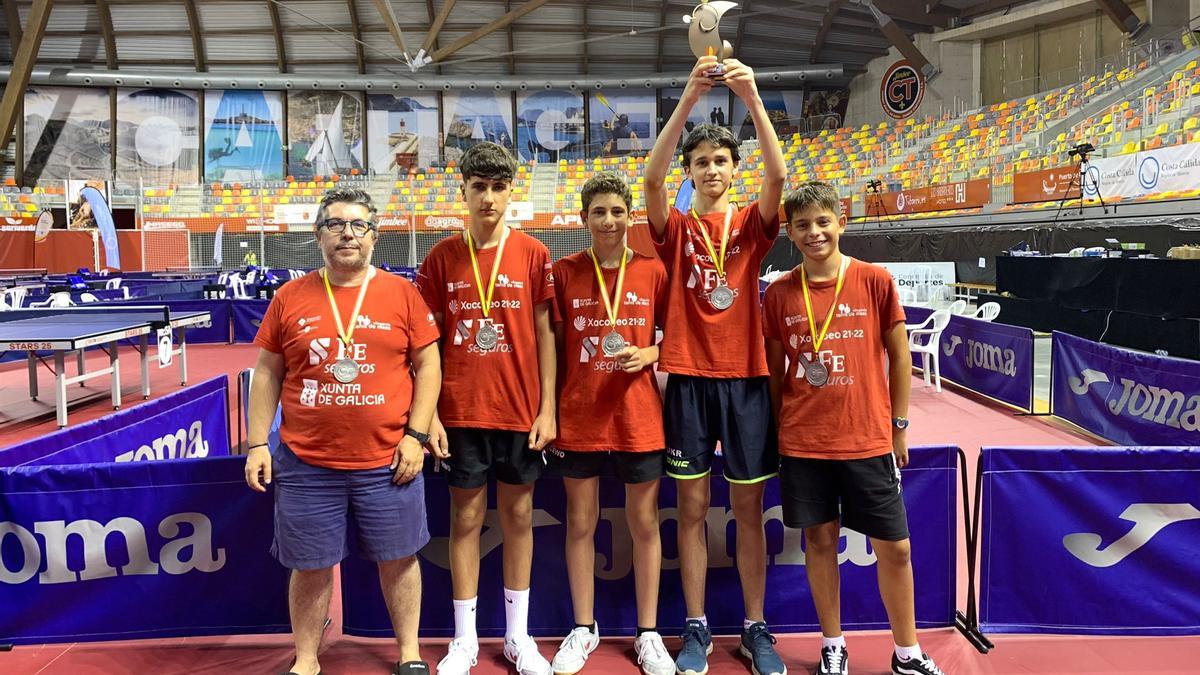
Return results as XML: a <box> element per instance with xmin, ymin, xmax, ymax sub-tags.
<box><xmin>1067</xmin><ymin>142</ymin><xmax>1095</xmax><ymax>160</ymax></box>
<box><xmin>866</xmin><ymin>179</ymin><xmax>883</xmax><ymax>192</ymax></box>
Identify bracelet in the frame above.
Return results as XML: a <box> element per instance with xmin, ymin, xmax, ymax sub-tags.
<box><xmin>248</xmin><ymin>443</ymin><xmax>269</xmax><ymax>451</ymax></box>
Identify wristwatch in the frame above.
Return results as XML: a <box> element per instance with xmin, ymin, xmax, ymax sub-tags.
<box><xmin>892</xmin><ymin>417</ymin><xmax>910</xmax><ymax>431</ymax></box>
<box><xmin>405</xmin><ymin>427</ymin><xmax>431</xmax><ymax>445</ymax></box>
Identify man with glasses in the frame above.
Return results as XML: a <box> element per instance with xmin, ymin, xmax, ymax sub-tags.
<box><xmin>246</xmin><ymin>188</ymin><xmax>443</xmax><ymax>675</ymax></box>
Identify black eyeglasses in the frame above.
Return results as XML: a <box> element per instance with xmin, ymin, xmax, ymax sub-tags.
<box><xmin>318</xmin><ymin>218</ymin><xmax>376</xmax><ymax>237</ymax></box>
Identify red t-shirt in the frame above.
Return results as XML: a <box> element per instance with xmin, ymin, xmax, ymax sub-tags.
<box><xmin>652</xmin><ymin>203</ymin><xmax>779</xmax><ymax>378</ymax></box>
<box><xmin>762</xmin><ymin>259</ymin><xmax>906</xmax><ymax>460</ymax></box>
<box><xmin>254</xmin><ymin>269</ymin><xmax>440</xmax><ymax>470</ymax></box>
<box><xmin>552</xmin><ymin>250</ymin><xmax>667</xmax><ymax>452</ymax></box>
<box><xmin>416</xmin><ymin>229</ymin><xmax>555</xmax><ymax>431</ymax></box>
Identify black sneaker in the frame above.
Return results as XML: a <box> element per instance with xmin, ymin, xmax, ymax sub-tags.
<box><xmin>816</xmin><ymin>645</ymin><xmax>848</xmax><ymax>675</ymax></box>
<box><xmin>393</xmin><ymin>661</ymin><xmax>430</xmax><ymax>674</ymax></box>
<box><xmin>891</xmin><ymin>652</ymin><xmax>945</xmax><ymax>675</ymax></box>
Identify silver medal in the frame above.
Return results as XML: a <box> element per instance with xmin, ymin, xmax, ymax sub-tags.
<box><xmin>601</xmin><ymin>331</ymin><xmax>627</xmax><ymax>357</ymax></box>
<box><xmin>476</xmin><ymin>323</ymin><xmax>499</xmax><ymax>351</ymax></box>
<box><xmin>805</xmin><ymin>359</ymin><xmax>829</xmax><ymax>387</ymax></box>
<box><xmin>332</xmin><ymin>358</ymin><xmax>359</xmax><ymax>383</ymax></box>
<box><xmin>709</xmin><ymin>283</ymin><xmax>735</xmax><ymax>311</ymax></box>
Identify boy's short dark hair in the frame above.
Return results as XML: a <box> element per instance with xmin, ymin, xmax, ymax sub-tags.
<box><xmin>315</xmin><ymin>187</ymin><xmax>377</xmax><ymax>225</ymax></box>
<box><xmin>784</xmin><ymin>181</ymin><xmax>842</xmax><ymax>223</ymax></box>
<box><xmin>459</xmin><ymin>141</ymin><xmax>517</xmax><ymax>182</ymax></box>
<box><xmin>579</xmin><ymin>172</ymin><xmax>633</xmax><ymax>212</ymax></box>
<box><xmin>681</xmin><ymin>123</ymin><xmax>741</xmax><ymax>166</ymax></box>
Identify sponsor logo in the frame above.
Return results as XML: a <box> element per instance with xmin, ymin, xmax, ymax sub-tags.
<box><xmin>942</xmin><ymin>335</ymin><xmax>1016</xmax><ymax>377</ymax></box>
<box><xmin>572</xmin><ymin>298</ymin><xmax>599</xmax><ymax>309</ymax></box>
<box><xmin>1068</xmin><ymin>367</ymin><xmax>1200</xmax><ymax>431</ymax></box>
<box><xmin>375</xmin><ymin>215</ymin><xmax>410</xmax><ymax>228</ymax></box>
<box><xmin>551</xmin><ymin>214</ymin><xmax>583</xmax><ymax>227</ymax></box>
<box><xmin>895</xmin><ymin>192</ymin><xmax>908</xmax><ymax>212</ymax></box>
<box><xmin>836</xmin><ymin>303</ymin><xmax>867</xmax><ymax>317</ymax></box>
<box><xmin>788</xmin><ymin>334</ymin><xmax>798</xmax><ymax>350</ymax></box>
<box><xmin>0</xmin><ymin>513</ymin><xmax>226</xmax><ymax>585</ymax></box>
<box><xmin>448</xmin><ymin>299</ymin><xmax>460</xmax><ymax>315</ymax></box>
<box><xmin>573</xmin><ymin>316</ymin><xmax>587</xmax><ymax>333</ymax></box>
<box><xmin>1138</xmin><ymin>155</ymin><xmax>1161</xmax><ymax>191</ymax></box>
<box><xmin>784</xmin><ymin>314</ymin><xmax>806</xmax><ymax>327</ymax></box>
<box><xmin>1063</xmin><ymin>503</ymin><xmax>1200</xmax><ymax>567</ymax></box>
<box><xmin>308</xmin><ymin>337</ymin><xmax>332</xmax><ymax>365</ymax></box>
<box><xmin>685</xmin><ymin>241</ymin><xmax>696</xmax><ymax>257</ymax></box>
<box><xmin>300</xmin><ymin>378</ymin><xmax>318</xmax><ymax>407</ymax></box>
<box><xmin>114</xmin><ymin>421</ymin><xmax>210</xmax><ymax>462</ymax></box>
<box><xmin>880</xmin><ymin>60</ymin><xmax>924</xmax><ymax>120</ymax></box>
<box><xmin>446</xmin><ymin>281</ymin><xmax>471</xmax><ymax>292</ymax></box>
<box><xmin>495</xmin><ymin>274</ymin><xmax>524</xmax><ymax>289</ymax></box>
<box><xmin>425</xmin><ymin>216</ymin><xmax>465</xmax><ymax>229</ymax></box>
<box><xmin>355</xmin><ymin>315</ymin><xmax>392</xmax><ymax>331</ymax></box>
<box><xmin>623</xmin><ymin>291</ymin><xmax>649</xmax><ymax>307</ymax></box>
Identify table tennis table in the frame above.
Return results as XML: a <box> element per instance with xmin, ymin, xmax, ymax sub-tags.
<box><xmin>0</xmin><ymin>305</ymin><xmax>212</xmax><ymax>427</ymax></box>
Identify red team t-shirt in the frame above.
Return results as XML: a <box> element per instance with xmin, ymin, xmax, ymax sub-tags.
<box><xmin>552</xmin><ymin>250</ymin><xmax>668</xmax><ymax>452</ymax></box>
<box><xmin>652</xmin><ymin>203</ymin><xmax>780</xmax><ymax>378</ymax></box>
<box><xmin>254</xmin><ymin>269</ymin><xmax>440</xmax><ymax>470</ymax></box>
<box><xmin>762</xmin><ymin>259</ymin><xmax>907</xmax><ymax>460</ymax></box>
<box><xmin>417</xmin><ymin>228</ymin><xmax>555</xmax><ymax>432</ymax></box>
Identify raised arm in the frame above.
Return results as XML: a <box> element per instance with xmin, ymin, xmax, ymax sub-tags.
<box><xmin>721</xmin><ymin>58</ymin><xmax>787</xmax><ymax>223</ymax></box>
<box><xmin>645</xmin><ymin>57</ymin><xmax>716</xmax><ymax>236</ymax></box>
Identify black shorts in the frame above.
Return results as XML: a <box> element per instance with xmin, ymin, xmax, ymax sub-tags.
<box><xmin>664</xmin><ymin>374</ymin><xmax>778</xmax><ymax>483</ymax></box>
<box><xmin>779</xmin><ymin>453</ymin><xmax>910</xmax><ymax>541</ymax></box>
<box><xmin>443</xmin><ymin>428</ymin><xmax>543</xmax><ymax>489</ymax></box>
<box><xmin>547</xmin><ymin>448</ymin><xmax>664</xmax><ymax>484</ymax></box>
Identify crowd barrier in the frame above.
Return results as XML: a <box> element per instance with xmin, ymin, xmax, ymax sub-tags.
<box><xmin>904</xmin><ymin>306</ymin><xmax>1035</xmax><ymax>412</ymax></box>
<box><xmin>978</xmin><ymin>446</ymin><xmax>1200</xmax><ymax>635</ymax></box>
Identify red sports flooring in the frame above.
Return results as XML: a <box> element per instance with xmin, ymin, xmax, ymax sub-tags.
<box><xmin>3</xmin><ymin>344</ymin><xmax>1198</xmax><ymax>674</ymax></box>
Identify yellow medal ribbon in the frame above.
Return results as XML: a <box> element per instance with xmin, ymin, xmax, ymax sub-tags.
<box><xmin>465</xmin><ymin>226</ymin><xmax>510</xmax><ymax>319</ymax></box>
<box><xmin>588</xmin><ymin>247</ymin><xmax>628</xmax><ymax>331</ymax></box>
<box><xmin>800</xmin><ymin>255</ymin><xmax>851</xmax><ymax>354</ymax></box>
<box><xmin>689</xmin><ymin>204</ymin><xmax>734</xmax><ymax>280</ymax></box>
<box><xmin>321</xmin><ymin>266</ymin><xmax>374</xmax><ymax>351</ymax></box>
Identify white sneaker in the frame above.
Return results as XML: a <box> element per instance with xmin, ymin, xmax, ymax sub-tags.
<box><xmin>504</xmin><ymin>634</ymin><xmax>553</xmax><ymax>675</ymax></box>
<box><xmin>551</xmin><ymin>625</ymin><xmax>600</xmax><ymax>674</ymax></box>
<box><xmin>634</xmin><ymin>631</ymin><xmax>674</xmax><ymax>675</ymax></box>
<box><xmin>436</xmin><ymin>638</ymin><xmax>479</xmax><ymax>675</ymax></box>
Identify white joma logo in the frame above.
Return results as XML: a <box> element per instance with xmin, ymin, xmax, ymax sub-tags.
<box><xmin>1063</xmin><ymin>503</ymin><xmax>1200</xmax><ymax>567</ymax></box>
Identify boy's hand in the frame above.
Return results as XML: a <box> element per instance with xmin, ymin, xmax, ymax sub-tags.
<box><xmin>528</xmin><ymin>411</ymin><xmax>556</xmax><ymax>452</ymax></box>
<box><xmin>721</xmin><ymin>58</ymin><xmax>758</xmax><ymax>101</ymax></box>
<box><xmin>616</xmin><ymin>345</ymin><xmax>652</xmax><ymax>373</ymax></box>
<box><xmin>683</xmin><ymin>57</ymin><xmax>718</xmax><ymax>102</ymax></box>
<box><xmin>427</xmin><ymin>415</ymin><xmax>450</xmax><ymax>460</ymax></box>
<box><xmin>892</xmin><ymin>431</ymin><xmax>909</xmax><ymax>469</ymax></box>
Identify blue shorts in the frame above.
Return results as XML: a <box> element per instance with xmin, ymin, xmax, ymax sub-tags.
<box><xmin>664</xmin><ymin>374</ymin><xmax>779</xmax><ymax>483</ymax></box>
<box><xmin>270</xmin><ymin>443</ymin><xmax>430</xmax><ymax>570</ymax></box>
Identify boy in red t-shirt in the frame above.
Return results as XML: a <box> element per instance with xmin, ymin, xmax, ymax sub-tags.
<box><xmin>763</xmin><ymin>182</ymin><xmax>944</xmax><ymax>675</ymax></box>
<box><xmin>416</xmin><ymin>142</ymin><xmax>557</xmax><ymax>675</ymax></box>
<box><xmin>546</xmin><ymin>173</ymin><xmax>673</xmax><ymax>675</ymax></box>
<box><xmin>644</xmin><ymin>55</ymin><xmax>787</xmax><ymax>675</ymax></box>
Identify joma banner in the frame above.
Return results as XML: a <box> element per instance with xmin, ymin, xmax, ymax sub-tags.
<box><xmin>979</xmin><ymin>446</ymin><xmax>1200</xmax><ymax>635</ymax></box>
<box><xmin>1051</xmin><ymin>331</ymin><xmax>1200</xmax><ymax>445</ymax></box>
<box><xmin>341</xmin><ymin>446</ymin><xmax>958</xmax><ymax>637</ymax></box>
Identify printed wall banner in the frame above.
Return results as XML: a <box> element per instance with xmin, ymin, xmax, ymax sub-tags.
<box><xmin>442</xmin><ymin>92</ymin><xmax>515</xmax><ymax>164</ymax></box>
<box><xmin>588</xmin><ymin>91</ymin><xmax>656</xmax><ymax>157</ymax></box>
<box><xmin>880</xmin><ymin>262</ymin><xmax>955</xmax><ymax>303</ymax></box>
<box><xmin>203</xmin><ymin>90</ymin><xmax>285</xmax><ymax>182</ymax></box>
<box><xmin>732</xmin><ymin>90</ymin><xmax>805</xmax><ymax>141</ymax></box>
<box><xmin>865</xmin><ymin>179</ymin><xmax>990</xmax><ymax>216</ymax></box>
<box><xmin>516</xmin><ymin>90</ymin><xmax>585</xmax><ymax>162</ymax></box>
<box><xmin>1078</xmin><ymin>142</ymin><xmax>1200</xmax><ymax>201</ymax></box>
<box><xmin>23</xmin><ymin>87</ymin><xmax>112</xmax><ymax>183</ymax></box>
<box><xmin>661</xmin><ymin>88</ymin><xmax>732</xmax><ymax>134</ymax></box>
<box><xmin>1012</xmin><ymin>165</ymin><xmax>1082</xmax><ymax>203</ymax></box>
<box><xmin>366</xmin><ymin>93</ymin><xmax>440</xmax><ymax>172</ymax></box>
<box><xmin>287</xmin><ymin>92</ymin><xmax>364</xmax><ymax>179</ymax></box>
<box><xmin>116</xmin><ymin>89</ymin><xmax>200</xmax><ymax>186</ymax></box>
<box><xmin>980</xmin><ymin>446</ymin><xmax>1200</xmax><ymax>635</ymax></box>
<box><xmin>342</xmin><ymin>447</ymin><xmax>957</xmax><ymax>637</ymax></box>
<box><xmin>1051</xmin><ymin>331</ymin><xmax>1200</xmax><ymax>446</ymax></box>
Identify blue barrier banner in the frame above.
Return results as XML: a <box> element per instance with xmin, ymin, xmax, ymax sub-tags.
<box><xmin>342</xmin><ymin>446</ymin><xmax>957</xmax><ymax>637</ymax></box>
<box><xmin>120</xmin><ymin>299</ymin><xmax>231</xmax><ymax>344</ymax></box>
<box><xmin>0</xmin><ymin>455</ymin><xmax>291</xmax><ymax>644</ymax></box>
<box><xmin>232</xmin><ymin>299</ymin><xmax>270</xmax><ymax>343</ymax></box>
<box><xmin>904</xmin><ymin>306</ymin><xmax>1034</xmax><ymax>411</ymax></box>
<box><xmin>979</xmin><ymin>446</ymin><xmax>1200</xmax><ymax>635</ymax></box>
<box><xmin>0</xmin><ymin>376</ymin><xmax>230</xmax><ymax>467</ymax></box>
<box><xmin>1051</xmin><ymin>331</ymin><xmax>1200</xmax><ymax>445</ymax></box>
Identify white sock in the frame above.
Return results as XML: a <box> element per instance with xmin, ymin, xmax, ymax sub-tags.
<box><xmin>686</xmin><ymin>615</ymin><xmax>708</xmax><ymax>627</ymax></box>
<box><xmin>743</xmin><ymin>618</ymin><xmax>762</xmax><ymax>630</ymax></box>
<box><xmin>895</xmin><ymin>643</ymin><xmax>922</xmax><ymax>661</ymax></box>
<box><xmin>822</xmin><ymin>635</ymin><xmax>846</xmax><ymax>650</ymax></box>
<box><xmin>504</xmin><ymin>587</ymin><xmax>530</xmax><ymax>642</ymax></box>
<box><xmin>452</xmin><ymin>597</ymin><xmax>478</xmax><ymax>643</ymax></box>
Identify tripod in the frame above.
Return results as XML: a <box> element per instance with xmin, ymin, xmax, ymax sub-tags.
<box><xmin>1053</xmin><ymin>155</ymin><xmax>1108</xmax><ymax>224</ymax></box>
<box><xmin>866</xmin><ymin>182</ymin><xmax>891</xmax><ymax>229</ymax></box>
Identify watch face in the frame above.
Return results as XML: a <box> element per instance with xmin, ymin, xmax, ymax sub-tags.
<box><xmin>894</xmin><ymin>418</ymin><xmax>909</xmax><ymax>430</ymax></box>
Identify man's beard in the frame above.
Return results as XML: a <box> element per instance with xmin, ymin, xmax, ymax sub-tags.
<box><xmin>325</xmin><ymin>248</ymin><xmax>371</xmax><ymax>272</ymax></box>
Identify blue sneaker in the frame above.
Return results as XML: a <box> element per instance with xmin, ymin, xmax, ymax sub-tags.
<box><xmin>739</xmin><ymin>622</ymin><xmax>787</xmax><ymax>675</ymax></box>
<box><xmin>675</xmin><ymin>619</ymin><xmax>713</xmax><ymax>675</ymax></box>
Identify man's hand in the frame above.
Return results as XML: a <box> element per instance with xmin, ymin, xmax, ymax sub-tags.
<box><xmin>528</xmin><ymin>411</ymin><xmax>556</xmax><ymax>452</ymax></box>
<box><xmin>427</xmin><ymin>415</ymin><xmax>450</xmax><ymax>460</ymax></box>
<box><xmin>391</xmin><ymin>436</ymin><xmax>424</xmax><ymax>484</ymax></box>
<box><xmin>892</xmin><ymin>432</ymin><xmax>909</xmax><ymax>469</ymax></box>
<box><xmin>244</xmin><ymin>446</ymin><xmax>272</xmax><ymax>492</ymax></box>
<box><xmin>616</xmin><ymin>345</ymin><xmax>653</xmax><ymax>373</ymax></box>
<box><xmin>683</xmin><ymin>56</ymin><xmax>718</xmax><ymax>103</ymax></box>
<box><xmin>721</xmin><ymin>58</ymin><xmax>758</xmax><ymax>101</ymax></box>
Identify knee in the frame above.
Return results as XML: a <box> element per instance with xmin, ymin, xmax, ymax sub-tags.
<box><xmin>501</xmin><ymin>496</ymin><xmax>533</xmax><ymax>531</ymax></box>
<box><xmin>874</xmin><ymin>539</ymin><xmax>912</xmax><ymax>567</ymax></box>
<box><xmin>566</xmin><ymin>505</ymin><xmax>598</xmax><ymax>540</ymax></box>
<box><xmin>804</xmin><ymin>523</ymin><xmax>841</xmax><ymax>555</ymax></box>
<box><xmin>730</xmin><ymin>487</ymin><xmax>765</xmax><ymax>523</ymax></box>
<box><xmin>677</xmin><ymin>491</ymin><xmax>709</xmax><ymax>526</ymax></box>
<box><xmin>626</xmin><ymin>508</ymin><xmax>660</xmax><ymax>541</ymax></box>
<box><xmin>451</xmin><ymin>498</ymin><xmax>486</xmax><ymax>534</ymax></box>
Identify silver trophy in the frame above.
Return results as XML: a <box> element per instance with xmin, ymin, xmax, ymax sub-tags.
<box><xmin>684</xmin><ymin>1</ymin><xmax>738</xmax><ymax>76</ymax></box>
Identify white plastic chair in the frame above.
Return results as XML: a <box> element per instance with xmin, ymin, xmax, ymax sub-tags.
<box><xmin>973</xmin><ymin>301</ymin><xmax>1000</xmax><ymax>322</ymax></box>
<box><xmin>947</xmin><ymin>299</ymin><xmax>969</xmax><ymax>315</ymax></box>
<box><xmin>912</xmin><ymin>265</ymin><xmax>934</xmax><ymax>303</ymax></box>
<box><xmin>908</xmin><ymin>309</ymin><xmax>951</xmax><ymax>392</ymax></box>
<box><xmin>31</xmin><ymin>291</ymin><xmax>73</xmax><ymax>308</ymax></box>
<box><xmin>898</xmin><ymin>287</ymin><xmax>918</xmax><ymax>305</ymax></box>
<box><xmin>79</xmin><ymin>292</ymin><xmax>100</xmax><ymax>303</ymax></box>
<box><xmin>228</xmin><ymin>277</ymin><xmax>252</xmax><ymax>300</ymax></box>
<box><xmin>2</xmin><ymin>287</ymin><xmax>27</xmax><ymax>309</ymax></box>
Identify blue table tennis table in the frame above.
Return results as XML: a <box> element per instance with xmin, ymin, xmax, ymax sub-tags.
<box><xmin>0</xmin><ymin>305</ymin><xmax>212</xmax><ymax>427</ymax></box>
